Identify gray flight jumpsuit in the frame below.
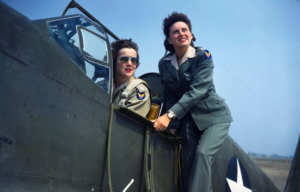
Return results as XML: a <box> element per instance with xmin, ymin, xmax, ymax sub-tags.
<box><xmin>159</xmin><ymin>46</ymin><xmax>233</xmax><ymax>192</ymax></box>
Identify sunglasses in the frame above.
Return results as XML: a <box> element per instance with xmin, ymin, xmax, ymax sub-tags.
<box><xmin>119</xmin><ymin>56</ymin><xmax>138</xmax><ymax>65</ymax></box>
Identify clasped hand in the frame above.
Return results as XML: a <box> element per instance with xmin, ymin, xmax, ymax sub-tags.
<box><xmin>152</xmin><ymin>113</ymin><xmax>171</xmax><ymax>132</ymax></box>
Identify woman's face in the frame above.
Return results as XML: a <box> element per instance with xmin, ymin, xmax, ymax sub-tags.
<box><xmin>115</xmin><ymin>48</ymin><xmax>137</xmax><ymax>81</ymax></box>
<box><xmin>168</xmin><ymin>21</ymin><xmax>193</xmax><ymax>50</ymax></box>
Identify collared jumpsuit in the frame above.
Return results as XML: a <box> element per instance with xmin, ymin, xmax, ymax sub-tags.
<box><xmin>159</xmin><ymin>47</ymin><xmax>233</xmax><ymax>192</ymax></box>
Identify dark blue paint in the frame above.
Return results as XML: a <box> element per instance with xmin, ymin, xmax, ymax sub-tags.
<box><xmin>1</xmin><ymin>137</ymin><xmax>13</xmax><ymax>145</ymax></box>
<box><xmin>225</xmin><ymin>157</ymin><xmax>252</xmax><ymax>192</ymax></box>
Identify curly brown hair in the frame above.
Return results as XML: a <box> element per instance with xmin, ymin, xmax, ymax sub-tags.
<box><xmin>111</xmin><ymin>39</ymin><xmax>140</xmax><ymax>71</ymax></box>
<box><xmin>163</xmin><ymin>12</ymin><xmax>196</xmax><ymax>53</ymax></box>
<box><xmin>111</xmin><ymin>39</ymin><xmax>140</xmax><ymax>84</ymax></box>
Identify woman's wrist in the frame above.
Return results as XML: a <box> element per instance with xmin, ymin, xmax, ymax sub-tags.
<box><xmin>163</xmin><ymin>113</ymin><xmax>171</xmax><ymax>122</ymax></box>
<box><xmin>167</xmin><ymin>110</ymin><xmax>176</xmax><ymax>120</ymax></box>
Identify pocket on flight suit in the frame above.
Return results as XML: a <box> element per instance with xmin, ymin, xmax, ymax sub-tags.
<box><xmin>204</xmin><ymin>95</ymin><xmax>231</xmax><ymax>117</ymax></box>
<box><xmin>162</xmin><ymin>72</ymin><xmax>174</xmax><ymax>82</ymax></box>
<box><xmin>161</xmin><ymin>73</ymin><xmax>178</xmax><ymax>93</ymax></box>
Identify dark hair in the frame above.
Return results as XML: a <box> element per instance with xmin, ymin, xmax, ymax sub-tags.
<box><xmin>163</xmin><ymin>12</ymin><xmax>196</xmax><ymax>53</ymax></box>
<box><xmin>111</xmin><ymin>39</ymin><xmax>140</xmax><ymax>71</ymax></box>
<box><xmin>111</xmin><ymin>39</ymin><xmax>140</xmax><ymax>84</ymax></box>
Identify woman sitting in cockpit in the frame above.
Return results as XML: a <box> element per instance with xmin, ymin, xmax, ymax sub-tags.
<box><xmin>111</xmin><ymin>39</ymin><xmax>151</xmax><ymax>117</ymax></box>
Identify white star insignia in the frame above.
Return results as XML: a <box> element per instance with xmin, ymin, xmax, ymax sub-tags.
<box><xmin>226</xmin><ymin>159</ymin><xmax>252</xmax><ymax>192</ymax></box>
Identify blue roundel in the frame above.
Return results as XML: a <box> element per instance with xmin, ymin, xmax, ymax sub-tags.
<box><xmin>136</xmin><ymin>92</ymin><xmax>145</xmax><ymax>100</ymax></box>
<box><xmin>204</xmin><ymin>50</ymin><xmax>211</xmax><ymax>59</ymax></box>
<box><xmin>225</xmin><ymin>157</ymin><xmax>252</xmax><ymax>192</ymax></box>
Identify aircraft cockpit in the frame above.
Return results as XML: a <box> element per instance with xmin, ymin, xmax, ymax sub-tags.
<box><xmin>47</xmin><ymin>15</ymin><xmax>111</xmax><ymax>93</ymax></box>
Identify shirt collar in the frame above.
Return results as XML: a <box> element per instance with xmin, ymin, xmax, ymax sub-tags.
<box><xmin>113</xmin><ymin>76</ymin><xmax>134</xmax><ymax>96</ymax></box>
<box><xmin>163</xmin><ymin>46</ymin><xmax>196</xmax><ymax>70</ymax></box>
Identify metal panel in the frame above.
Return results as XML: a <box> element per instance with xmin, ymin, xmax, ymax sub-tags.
<box><xmin>211</xmin><ymin>136</ymin><xmax>280</xmax><ymax>192</ymax></box>
<box><xmin>109</xmin><ymin>111</ymin><xmax>146</xmax><ymax>192</ymax></box>
<box><xmin>151</xmin><ymin>133</ymin><xmax>177</xmax><ymax>192</ymax></box>
<box><xmin>0</xmin><ymin>3</ymin><xmax>48</xmax><ymax>73</ymax></box>
<box><xmin>0</xmin><ymin>174</ymin><xmax>100</xmax><ymax>192</ymax></box>
<box><xmin>0</xmin><ymin>52</ymin><xmax>111</xmax><ymax>191</ymax></box>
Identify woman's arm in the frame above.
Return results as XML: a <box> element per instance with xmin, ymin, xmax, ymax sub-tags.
<box><xmin>170</xmin><ymin>50</ymin><xmax>214</xmax><ymax>120</ymax></box>
<box><xmin>159</xmin><ymin>60</ymin><xmax>179</xmax><ymax>119</ymax></box>
<box><xmin>125</xmin><ymin>83</ymin><xmax>151</xmax><ymax>118</ymax></box>
<box><xmin>153</xmin><ymin>60</ymin><xmax>180</xmax><ymax>132</ymax></box>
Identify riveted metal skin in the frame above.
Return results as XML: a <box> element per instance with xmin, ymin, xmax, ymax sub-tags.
<box><xmin>0</xmin><ymin>1</ymin><xmax>111</xmax><ymax>191</ymax></box>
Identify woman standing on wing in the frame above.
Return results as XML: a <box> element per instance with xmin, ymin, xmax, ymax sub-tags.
<box><xmin>153</xmin><ymin>12</ymin><xmax>233</xmax><ymax>192</ymax></box>
<box><xmin>111</xmin><ymin>39</ymin><xmax>151</xmax><ymax>117</ymax></box>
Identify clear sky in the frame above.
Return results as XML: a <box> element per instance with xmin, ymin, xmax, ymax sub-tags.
<box><xmin>2</xmin><ymin>0</ymin><xmax>300</xmax><ymax>156</ymax></box>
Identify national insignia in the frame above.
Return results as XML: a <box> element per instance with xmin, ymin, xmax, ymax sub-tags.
<box><xmin>137</xmin><ymin>92</ymin><xmax>145</xmax><ymax>100</ymax></box>
<box><xmin>204</xmin><ymin>50</ymin><xmax>211</xmax><ymax>59</ymax></box>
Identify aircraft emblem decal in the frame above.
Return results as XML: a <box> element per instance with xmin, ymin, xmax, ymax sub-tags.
<box><xmin>204</xmin><ymin>50</ymin><xmax>211</xmax><ymax>59</ymax></box>
<box><xmin>225</xmin><ymin>157</ymin><xmax>252</xmax><ymax>192</ymax></box>
<box><xmin>137</xmin><ymin>92</ymin><xmax>145</xmax><ymax>100</ymax></box>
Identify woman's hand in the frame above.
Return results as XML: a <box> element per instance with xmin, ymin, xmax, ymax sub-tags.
<box><xmin>153</xmin><ymin>113</ymin><xmax>171</xmax><ymax>132</ymax></box>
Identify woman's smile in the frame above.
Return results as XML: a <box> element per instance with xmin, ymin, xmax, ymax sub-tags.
<box><xmin>168</xmin><ymin>21</ymin><xmax>193</xmax><ymax>49</ymax></box>
<box><xmin>115</xmin><ymin>48</ymin><xmax>137</xmax><ymax>82</ymax></box>
<box><xmin>125</xmin><ymin>68</ymin><xmax>132</xmax><ymax>72</ymax></box>
<box><xmin>179</xmin><ymin>38</ymin><xmax>187</xmax><ymax>43</ymax></box>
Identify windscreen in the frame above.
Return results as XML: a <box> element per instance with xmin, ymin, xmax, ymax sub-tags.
<box><xmin>47</xmin><ymin>16</ymin><xmax>110</xmax><ymax>93</ymax></box>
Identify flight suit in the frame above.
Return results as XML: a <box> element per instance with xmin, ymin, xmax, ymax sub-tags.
<box><xmin>112</xmin><ymin>76</ymin><xmax>151</xmax><ymax>117</ymax></box>
<box><xmin>158</xmin><ymin>46</ymin><xmax>233</xmax><ymax>192</ymax></box>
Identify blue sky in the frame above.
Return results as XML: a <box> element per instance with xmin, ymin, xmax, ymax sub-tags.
<box><xmin>2</xmin><ymin>0</ymin><xmax>300</xmax><ymax>156</ymax></box>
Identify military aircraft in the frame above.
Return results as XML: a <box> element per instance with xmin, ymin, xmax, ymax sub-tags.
<box><xmin>0</xmin><ymin>1</ymin><xmax>299</xmax><ymax>191</ymax></box>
